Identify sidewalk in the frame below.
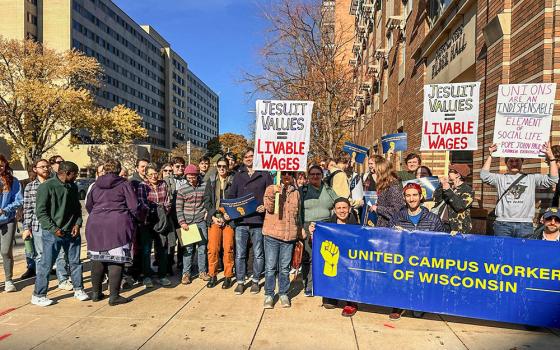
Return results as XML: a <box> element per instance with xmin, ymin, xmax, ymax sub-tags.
<box><xmin>1</xmin><ymin>248</ymin><xmax>560</xmax><ymax>350</ymax></box>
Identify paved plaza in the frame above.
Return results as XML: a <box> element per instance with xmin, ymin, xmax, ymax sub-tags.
<box><xmin>1</xmin><ymin>241</ymin><xmax>560</xmax><ymax>350</ymax></box>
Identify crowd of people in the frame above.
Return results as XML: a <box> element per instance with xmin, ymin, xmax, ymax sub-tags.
<box><xmin>1</xmin><ymin>141</ymin><xmax>559</xmax><ymax>321</ymax></box>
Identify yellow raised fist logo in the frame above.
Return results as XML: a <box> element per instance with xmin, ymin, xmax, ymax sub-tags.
<box><xmin>236</xmin><ymin>207</ymin><xmax>245</xmax><ymax>216</ymax></box>
<box><xmin>320</xmin><ymin>240</ymin><xmax>340</xmax><ymax>277</ymax></box>
<box><xmin>367</xmin><ymin>220</ymin><xmax>374</xmax><ymax>227</ymax></box>
<box><xmin>389</xmin><ymin>141</ymin><xmax>395</xmax><ymax>151</ymax></box>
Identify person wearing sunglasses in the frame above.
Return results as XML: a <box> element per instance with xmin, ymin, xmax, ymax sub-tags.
<box><xmin>159</xmin><ymin>163</ymin><xmax>174</xmax><ymax>180</ymax></box>
<box><xmin>533</xmin><ymin>208</ymin><xmax>560</xmax><ymax>242</ymax></box>
<box><xmin>48</xmin><ymin>155</ymin><xmax>64</xmax><ymax>178</ymax></box>
<box><xmin>163</xmin><ymin>157</ymin><xmax>187</xmax><ymax>274</ymax></box>
<box><xmin>204</xmin><ymin>157</ymin><xmax>235</xmax><ymax>288</ymax></box>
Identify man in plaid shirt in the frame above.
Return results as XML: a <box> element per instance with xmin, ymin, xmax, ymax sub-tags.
<box><xmin>22</xmin><ymin>159</ymin><xmax>70</xmax><ymax>288</ymax></box>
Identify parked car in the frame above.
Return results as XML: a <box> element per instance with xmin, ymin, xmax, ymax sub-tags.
<box><xmin>75</xmin><ymin>178</ymin><xmax>95</xmax><ymax>200</ymax></box>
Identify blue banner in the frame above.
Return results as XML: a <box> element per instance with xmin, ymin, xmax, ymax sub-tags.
<box><xmin>312</xmin><ymin>223</ymin><xmax>560</xmax><ymax>327</ymax></box>
<box><xmin>361</xmin><ymin>191</ymin><xmax>378</xmax><ymax>227</ymax></box>
<box><xmin>220</xmin><ymin>194</ymin><xmax>258</xmax><ymax>220</ymax></box>
<box><xmin>381</xmin><ymin>133</ymin><xmax>408</xmax><ymax>153</ymax></box>
<box><xmin>402</xmin><ymin>176</ymin><xmax>440</xmax><ymax>200</ymax></box>
<box><xmin>343</xmin><ymin>142</ymin><xmax>369</xmax><ymax>164</ymax></box>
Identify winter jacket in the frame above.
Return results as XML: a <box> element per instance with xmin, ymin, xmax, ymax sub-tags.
<box><xmin>228</xmin><ymin>165</ymin><xmax>273</xmax><ymax>226</ymax></box>
<box><xmin>85</xmin><ymin>174</ymin><xmax>139</xmax><ymax>251</ymax></box>
<box><xmin>389</xmin><ymin>207</ymin><xmax>445</xmax><ymax>232</ymax></box>
<box><xmin>262</xmin><ymin>184</ymin><xmax>301</xmax><ymax>241</ymax></box>
<box><xmin>204</xmin><ymin>174</ymin><xmax>234</xmax><ymax>225</ymax></box>
<box><xmin>376</xmin><ymin>181</ymin><xmax>405</xmax><ymax>227</ymax></box>
<box><xmin>36</xmin><ymin>176</ymin><xmax>82</xmax><ymax>233</ymax></box>
<box><xmin>433</xmin><ymin>182</ymin><xmax>474</xmax><ymax>234</ymax></box>
<box><xmin>0</xmin><ymin>177</ymin><xmax>23</xmax><ymax>225</ymax></box>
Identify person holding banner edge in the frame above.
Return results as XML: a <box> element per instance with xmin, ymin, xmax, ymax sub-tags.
<box><xmin>262</xmin><ymin>171</ymin><xmax>302</xmax><ymax>308</ymax></box>
<box><xmin>481</xmin><ymin>142</ymin><xmax>558</xmax><ymax>238</ymax></box>
<box><xmin>228</xmin><ymin>148</ymin><xmax>273</xmax><ymax>295</ymax></box>
<box><xmin>203</xmin><ymin>157</ymin><xmax>235</xmax><ymax>289</ymax></box>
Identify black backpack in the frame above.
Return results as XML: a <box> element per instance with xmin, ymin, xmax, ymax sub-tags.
<box><xmin>324</xmin><ymin>169</ymin><xmax>342</xmax><ymax>187</ymax></box>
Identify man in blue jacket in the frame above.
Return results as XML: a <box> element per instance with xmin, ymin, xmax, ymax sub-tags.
<box><xmin>228</xmin><ymin>148</ymin><xmax>273</xmax><ymax>295</ymax></box>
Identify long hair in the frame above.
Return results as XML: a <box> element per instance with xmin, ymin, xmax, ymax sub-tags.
<box><xmin>0</xmin><ymin>154</ymin><xmax>14</xmax><ymax>192</ymax></box>
<box><xmin>374</xmin><ymin>156</ymin><xmax>398</xmax><ymax>193</ymax></box>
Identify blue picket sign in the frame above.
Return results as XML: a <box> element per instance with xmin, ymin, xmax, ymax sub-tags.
<box><xmin>312</xmin><ymin>222</ymin><xmax>560</xmax><ymax>327</ymax></box>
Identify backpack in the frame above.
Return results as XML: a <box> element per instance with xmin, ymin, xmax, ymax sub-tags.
<box><xmin>324</xmin><ymin>170</ymin><xmax>342</xmax><ymax>188</ymax></box>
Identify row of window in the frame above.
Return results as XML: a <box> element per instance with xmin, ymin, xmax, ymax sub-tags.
<box><xmin>99</xmin><ymin>90</ymin><xmax>165</xmax><ymax>123</ymax></box>
<box><xmin>173</xmin><ymin>84</ymin><xmax>186</xmax><ymax>98</ymax></box>
<box><xmin>173</xmin><ymin>72</ymin><xmax>186</xmax><ymax>87</ymax></box>
<box><xmin>187</xmin><ymin>73</ymin><xmax>218</xmax><ymax>103</ymax></box>
<box><xmin>188</xmin><ymin>88</ymin><xmax>218</xmax><ymax>113</ymax></box>
<box><xmin>173</xmin><ymin>58</ymin><xmax>186</xmax><ymax>74</ymax></box>
<box><xmin>173</xmin><ymin>107</ymin><xmax>186</xmax><ymax>119</ymax></box>
<box><xmin>86</xmin><ymin>0</ymin><xmax>161</xmax><ymax>57</ymax></box>
<box><xmin>173</xmin><ymin>120</ymin><xmax>186</xmax><ymax>131</ymax></box>
<box><xmin>73</xmin><ymin>3</ymin><xmax>164</xmax><ymax>73</ymax></box>
<box><xmin>187</xmin><ymin>108</ymin><xmax>217</xmax><ymax>129</ymax></box>
<box><xmin>172</xmin><ymin>96</ymin><xmax>186</xmax><ymax>109</ymax></box>
<box><xmin>188</xmin><ymin>97</ymin><xmax>217</xmax><ymax>119</ymax></box>
<box><xmin>26</xmin><ymin>12</ymin><xmax>37</xmax><ymax>25</ymax></box>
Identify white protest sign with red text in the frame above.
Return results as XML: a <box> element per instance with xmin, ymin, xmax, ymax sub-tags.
<box><xmin>253</xmin><ymin>100</ymin><xmax>313</xmax><ymax>171</ymax></box>
<box><xmin>421</xmin><ymin>82</ymin><xmax>480</xmax><ymax>151</ymax></box>
<box><xmin>492</xmin><ymin>83</ymin><xmax>556</xmax><ymax>158</ymax></box>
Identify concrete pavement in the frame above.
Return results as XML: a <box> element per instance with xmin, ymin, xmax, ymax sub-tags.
<box><xmin>1</xmin><ymin>249</ymin><xmax>560</xmax><ymax>350</ymax></box>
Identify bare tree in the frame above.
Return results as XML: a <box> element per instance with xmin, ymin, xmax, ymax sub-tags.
<box><xmin>243</xmin><ymin>0</ymin><xmax>355</xmax><ymax>160</ymax></box>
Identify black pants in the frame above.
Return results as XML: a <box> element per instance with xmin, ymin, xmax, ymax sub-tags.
<box><xmin>91</xmin><ymin>261</ymin><xmax>124</xmax><ymax>297</ymax></box>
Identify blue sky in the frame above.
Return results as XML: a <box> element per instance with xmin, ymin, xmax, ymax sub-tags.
<box><xmin>114</xmin><ymin>0</ymin><xmax>268</xmax><ymax>138</ymax></box>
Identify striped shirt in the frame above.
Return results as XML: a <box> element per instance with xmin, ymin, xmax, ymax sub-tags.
<box><xmin>22</xmin><ymin>179</ymin><xmax>42</xmax><ymax>234</ymax></box>
<box><xmin>176</xmin><ymin>180</ymin><xmax>207</xmax><ymax>225</ymax></box>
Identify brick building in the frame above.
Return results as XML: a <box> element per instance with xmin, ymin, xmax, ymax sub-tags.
<box><xmin>344</xmin><ymin>0</ymin><xmax>560</xmax><ymax>224</ymax></box>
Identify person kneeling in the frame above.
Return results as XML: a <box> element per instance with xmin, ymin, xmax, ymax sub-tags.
<box><xmin>309</xmin><ymin>197</ymin><xmax>359</xmax><ymax>317</ymax></box>
<box><xmin>388</xmin><ymin>183</ymin><xmax>445</xmax><ymax>321</ymax></box>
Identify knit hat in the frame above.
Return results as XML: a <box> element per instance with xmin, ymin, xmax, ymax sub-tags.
<box><xmin>403</xmin><ymin>182</ymin><xmax>422</xmax><ymax>196</ymax></box>
<box><xmin>184</xmin><ymin>164</ymin><xmax>199</xmax><ymax>175</ymax></box>
<box><xmin>449</xmin><ymin>164</ymin><xmax>471</xmax><ymax>179</ymax></box>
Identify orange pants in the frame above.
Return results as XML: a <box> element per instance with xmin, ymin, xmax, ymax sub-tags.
<box><xmin>207</xmin><ymin>224</ymin><xmax>235</xmax><ymax>277</ymax></box>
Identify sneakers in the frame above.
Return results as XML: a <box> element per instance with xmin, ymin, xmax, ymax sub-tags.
<box><xmin>4</xmin><ymin>280</ymin><xmax>16</xmax><ymax>293</ymax></box>
<box><xmin>341</xmin><ymin>304</ymin><xmax>358</xmax><ymax>317</ymax></box>
<box><xmin>121</xmin><ymin>276</ymin><xmax>133</xmax><ymax>290</ymax></box>
<box><xmin>206</xmin><ymin>276</ymin><xmax>218</xmax><ymax>288</ymax></box>
<box><xmin>279</xmin><ymin>295</ymin><xmax>291</xmax><ymax>308</ymax></box>
<box><xmin>389</xmin><ymin>308</ymin><xmax>405</xmax><ymax>321</ymax></box>
<box><xmin>303</xmin><ymin>289</ymin><xmax>313</xmax><ymax>297</ymax></box>
<box><xmin>250</xmin><ymin>282</ymin><xmax>260</xmax><ymax>294</ymax></box>
<box><xmin>181</xmin><ymin>274</ymin><xmax>191</xmax><ymax>285</ymax></box>
<box><xmin>199</xmin><ymin>272</ymin><xmax>211</xmax><ymax>281</ymax></box>
<box><xmin>222</xmin><ymin>277</ymin><xmax>233</xmax><ymax>289</ymax></box>
<box><xmin>74</xmin><ymin>289</ymin><xmax>90</xmax><ymax>301</ymax></box>
<box><xmin>263</xmin><ymin>295</ymin><xmax>274</xmax><ymax>309</ymax></box>
<box><xmin>234</xmin><ymin>283</ymin><xmax>245</xmax><ymax>295</ymax></box>
<box><xmin>158</xmin><ymin>277</ymin><xmax>172</xmax><ymax>287</ymax></box>
<box><xmin>31</xmin><ymin>295</ymin><xmax>54</xmax><ymax>307</ymax></box>
<box><xmin>58</xmin><ymin>280</ymin><xmax>73</xmax><ymax>291</ymax></box>
<box><xmin>143</xmin><ymin>277</ymin><xmax>154</xmax><ymax>288</ymax></box>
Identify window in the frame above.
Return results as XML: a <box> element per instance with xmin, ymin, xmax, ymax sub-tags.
<box><xmin>428</xmin><ymin>0</ymin><xmax>452</xmax><ymax>27</ymax></box>
<box><xmin>403</xmin><ymin>0</ymin><xmax>413</xmax><ymax>20</ymax></box>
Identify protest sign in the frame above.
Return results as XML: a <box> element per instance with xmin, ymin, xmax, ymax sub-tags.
<box><xmin>381</xmin><ymin>133</ymin><xmax>408</xmax><ymax>153</ymax></box>
<box><xmin>253</xmin><ymin>100</ymin><xmax>313</xmax><ymax>171</ymax></box>
<box><xmin>313</xmin><ymin>223</ymin><xmax>560</xmax><ymax>327</ymax></box>
<box><xmin>343</xmin><ymin>142</ymin><xmax>369</xmax><ymax>164</ymax></box>
<box><xmin>220</xmin><ymin>194</ymin><xmax>258</xmax><ymax>220</ymax></box>
<box><xmin>402</xmin><ymin>176</ymin><xmax>440</xmax><ymax>200</ymax></box>
<box><xmin>421</xmin><ymin>82</ymin><xmax>480</xmax><ymax>151</ymax></box>
<box><xmin>492</xmin><ymin>83</ymin><xmax>556</xmax><ymax>158</ymax></box>
<box><xmin>361</xmin><ymin>191</ymin><xmax>378</xmax><ymax>227</ymax></box>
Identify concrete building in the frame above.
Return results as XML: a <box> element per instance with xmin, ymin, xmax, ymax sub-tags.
<box><xmin>186</xmin><ymin>69</ymin><xmax>219</xmax><ymax>149</ymax></box>
<box><xmin>344</xmin><ymin>0</ymin><xmax>560</xmax><ymax>230</ymax></box>
<box><xmin>0</xmin><ymin>0</ymin><xmax>219</xmax><ymax>169</ymax></box>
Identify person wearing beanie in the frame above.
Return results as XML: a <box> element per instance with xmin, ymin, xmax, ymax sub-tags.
<box><xmin>176</xmin><ymin>164</ymin><xmax>209</xmax><ymax>285</ymax></box>
<box><xmin>433</xmin><ymin>164</ymin><xmax>475</xmax><ymax>234</ymax></box>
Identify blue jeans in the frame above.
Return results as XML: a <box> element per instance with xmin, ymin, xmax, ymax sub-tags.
<box><xmin>182</xmin><ymin>222</ymin><xmax>208</xmax><ymax>276</ymax></box>
<box><xmin>264</xmin><ymin>235</ymin><xmax>294</xmax><ymax>297</ymax></box>
<box><xmin>235</xmin><ymin>225</ymin><xmax>264</xmax><ymax>284</ymax></box>
<box><xmin>33</xmin><ymin>231</ymin><xmax>69</xmax><ymax>282</ymax></box>
<box><xmin>494</xmin><ymin>221</ymin><xmax>534</xmax><ymax>238</ymax></box>
<box><xmin>33</xmin><ymin>230</ymin><xmax>83</xmax><ymax>297</ymax></box>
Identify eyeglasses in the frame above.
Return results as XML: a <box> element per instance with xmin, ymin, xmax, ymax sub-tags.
<box><xmin>163</xmin><ymin>169</ymin><xmax>173</xmax><ymax>173</ymax></box>
<box><xmin>545</xmin><ymin>217</ymin><xmax>560</xmax><ymax>223</ymax></box>
<box><xmin>173</xmin><ymin>164</ymin><xmax>185</xmax><ymax>168</ymax></box>
<box><xmin>36</xmin><ymin>165</ymin><xmax>50</xmax><ymax>170</ymax></box>
<box><xmin>51</xmin><ymin>160</ymin><xmax>63</xmax><ymax>165</ymax></box>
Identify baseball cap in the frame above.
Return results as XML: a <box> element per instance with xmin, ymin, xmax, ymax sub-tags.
<box><xmin>449</xmin><ymin>164</ymin><xmax>471</xmax><ymax>178</ymax></box>
<box><xmin>542</xmin><ymin>208</ymin><xmax>560</xmax><ymax>220</ymax></box>
<box><xmin>403</xmin><ymin>183</ymin><xmax>422</xmax><ymax>196</ymax></box>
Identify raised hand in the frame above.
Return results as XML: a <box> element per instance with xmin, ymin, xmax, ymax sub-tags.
<box><xmin>320</xmin><ymin>240</ymin><xmax>340</xmax><ymax>277</ymax></box>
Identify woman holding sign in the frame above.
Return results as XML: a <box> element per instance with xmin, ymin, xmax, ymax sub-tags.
<box><xmin>262</xmin><ymin>171</ymin><xmax>302</xmax><ymax>309</ymax></box>
<box><xmin>368</xmin><ymin>157</ymin><xmax>405</xmax><ymax>227</ymax></box>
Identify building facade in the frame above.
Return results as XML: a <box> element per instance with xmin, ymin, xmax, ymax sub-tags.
<box><xmin>0</xmin><ymin>0</ymin><xmax>219</xmax><ymax>168</ymax></box>
<box><xmin>344</xmin><ymin>0</ymin><xmax>560</xmax><ymax>223</ymax></box>
<box><xmin>186</xmin><ymin>69</ymin><xmax>219</xmax><ymax>149</ymax></box>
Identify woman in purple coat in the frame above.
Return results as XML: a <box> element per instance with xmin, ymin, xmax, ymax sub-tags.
<box><xmin>86</xmin><ymin>160</ymin><xmax>139</xmax><ymax>306</ymax></box>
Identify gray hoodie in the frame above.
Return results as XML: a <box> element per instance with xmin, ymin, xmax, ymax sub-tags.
<box><xmin>480</xmin><ymin>170</ymin><xmax>558</xmax><ymax>223</ymax></box>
